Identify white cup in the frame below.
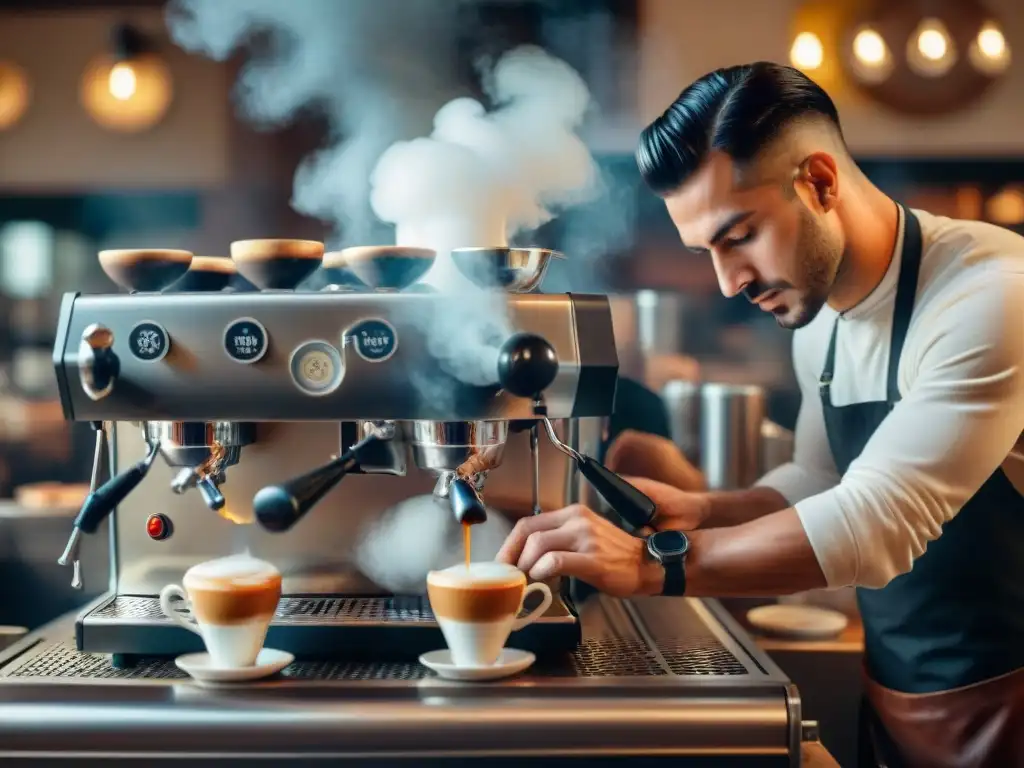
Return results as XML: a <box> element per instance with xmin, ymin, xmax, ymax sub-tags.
<box><xmin>426</xmin><ymin>562</ymin><xmax>553</xmax><ymax>667</ymax></box>
<box><xmin>159</xmin><ymin>554</ymin><xmax>282</xmax><ymax>669</ymax></box>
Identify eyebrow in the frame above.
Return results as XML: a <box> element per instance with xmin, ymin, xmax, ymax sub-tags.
<box><xmin>682</xmin><ymin>210</ymin><xmax>756</xmax><ymax>252</ymax></box>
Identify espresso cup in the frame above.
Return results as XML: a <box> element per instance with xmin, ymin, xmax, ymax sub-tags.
<box><xmin>426</xmin><ymin>562</ymin><xmax>552</xmax><ymax>667</ymax></box>
<box><xmin>159</xmin><ymin>554</ymin><xmax>282</xmax><ymax>668</ymax></box>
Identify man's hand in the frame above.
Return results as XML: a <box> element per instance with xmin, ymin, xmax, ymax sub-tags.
<box><xmin>495</xmin><ymin>505</ymin><xmax>664</xmax><ymax>597</ymax></box>
<box><xmin>621</xmin><ymin>475</ymin><xmax>711</xmax><ymax>532</ymax></box>
<box><xmin>605</xmin><ymin>430</ymin><xmax>706</xmax><ymax>491</ymax></box>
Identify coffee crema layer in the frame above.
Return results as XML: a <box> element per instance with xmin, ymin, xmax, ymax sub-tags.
<box><xmin>188</xmin><ymin>256</ymin><xmax>237</xmax><ymax>274</ymax></box>
<box><xmin>230</xmin><ymin>239</ymin><xmax>324</xmax><ymax>262</ymax></box>
<box><xmin>427</xmin><ymin>562</ymin><xmax>526</xmax><ymax>623</ymax></box>
<box><xmin>183</xmin><ymin>555</ymin><xmax>282</xmax><ymax>626</ymax></box>
<box><xmin>99</xmin><ymin>249</ymin><xmax>194</xmax><ymax>267</ymax></box>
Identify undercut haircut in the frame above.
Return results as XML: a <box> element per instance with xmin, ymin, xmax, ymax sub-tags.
<box><xmin>637</xmin><ymin>62</ymin><xmax>844</xmax><ymax>197</ymax></box>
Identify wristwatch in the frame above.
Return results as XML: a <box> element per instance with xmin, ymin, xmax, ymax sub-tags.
<box><xmin>646</xmin><ymin>530</ymin><xmax>690</xmax><ymax>596</ymax></box>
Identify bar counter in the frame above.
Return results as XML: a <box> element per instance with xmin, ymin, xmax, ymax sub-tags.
<box><xmin>0</xmin><ymin>595</ymin><xmax>838</xmax><ymax>766</ymax></box>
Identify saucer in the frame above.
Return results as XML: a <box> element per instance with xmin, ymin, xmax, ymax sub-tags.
<box><xmin>419</xmin><ymin>648</ymin><xmax>535</xmax><ymax>681</ymax></box>
<box><xmin>175</xmin><ymin>648</ymin><xmax>294</xmax><ymax>686</ymax></box>
<box><xmin>746</xmin><ymin>604</ymin><xmax>849</xmax><ymax>640</ymax></box>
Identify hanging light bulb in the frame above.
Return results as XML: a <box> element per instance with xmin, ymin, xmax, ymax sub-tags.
<box><xmin>849</xmin><ymin>25</ymin><xmax>893</xmax><ymax>84</ymax></box>
<box><xmin>907</xmin><ymin>17</ymin><xmax>957</xmax><ymax>77</ymax></box>
<box><xmin>80</xmin><ymin>22</ymin><xmax>172</xmax><ymax>132</ymax></box>
<box><xmin>0</xmin><ymin>60</ymin><xmax>30</xmax><ymax>131</ymax></box>
<box><xmin>790</xmin><ymin>32</ymin><xmax>824</xmax><ymax>71</ymax></box>
<box><xmin>969</xmin><ymin>20</ymin><xmax>1011</xmax><ymax>75</ymax></box>
<box><xmin>108</xmin><ymin>61</ymin><xmax>137</xmax><ymax>101</ymax></box>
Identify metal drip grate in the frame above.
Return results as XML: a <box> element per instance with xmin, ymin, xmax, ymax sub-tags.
<box><xmin>5</xmin><ymin>643</ymin><xmax>188</xmax><ymax>681</ymax></box>
<box><xmin>91</xmin><ymin>595</ymin><xmax>436</xmax><ymax>624</ymax></box>
<box><xmin>35</xmin><ymin>596</ymin><xmax>751</xmax><ymax>680</ymax></box>
<box><xmin>656</xmin><ymin>637</ymin><xmax>748</xmax><ymax>676</ymax></box>
<box><xmin>3</xmin><ymin>634</ymin><xmax>745</xmax><ymax>681</ymax></box>
<box><xmin>560</xmin><ymin>638</ymin><xmax>667</xmax><ymax>677</ymax></box>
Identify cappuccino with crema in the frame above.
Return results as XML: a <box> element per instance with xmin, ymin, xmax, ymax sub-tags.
<box><xmin>160</xmin><ymin>554</ymin><xmax>282</xmax><ymax>668</ymax></box>
<box><xmin>427</xmin><ymin>562</ymin><xmax>552</xmax><ymax>667</ymax></box>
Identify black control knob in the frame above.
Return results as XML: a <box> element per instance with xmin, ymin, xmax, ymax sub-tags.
<box><xmin>497</xmin><ymin>333</ymin><xmax>558</xmax><ymax>399</ymax></box>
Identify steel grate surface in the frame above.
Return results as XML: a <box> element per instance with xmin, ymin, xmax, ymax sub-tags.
<box><xmin>3</xmin><ymin>632</ymin><xmax>744</xmax><ymax>681</ymax></box>
<box><xmin>15</xmin><ymin>596</ymin><xmax>750</xmax><ymax>680</ymax></box>
<box><xmin>92</xmin><ymin>595</ymin><xmax>436</xmax><ymax>623</ymax></box>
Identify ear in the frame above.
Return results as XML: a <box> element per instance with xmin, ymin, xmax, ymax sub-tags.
<box><xmin>796</xmin><ymin>152</ymin><xmax>839</xmax><ymax>212</ymax></box>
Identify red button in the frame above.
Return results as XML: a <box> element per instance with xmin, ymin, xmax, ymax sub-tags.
<box><xmin>146</xmin><ymin>513</ymin><xmax>171</xmax><ymax>540</ymax></box>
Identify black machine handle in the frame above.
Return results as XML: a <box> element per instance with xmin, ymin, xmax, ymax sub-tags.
<box><xmin>73</xmin><ymin>440</ymin><xmax>161</xmax><ymax>534</ymax></box>
<box><xmin>497</xmin><ymin>332</ymin><xmax>657</xmax><ymax>533</ymax></box>
<box><xmin>254</xmin><ymin>431</ymin><xmax>385</xmax><ymax>532</ymax></box>
<box><xmin>577</xmin><ymin>455</ymin><xmax>656</xmax><ymax>533</ymax></box>
<box><xmin>449</xmin><ymin>476</ymin><xmax>487</xmax><ymax>525</ymax></box>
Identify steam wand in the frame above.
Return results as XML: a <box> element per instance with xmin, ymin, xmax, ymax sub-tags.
<box><xmin>58</xmin><ymin>427</ymin><xmax>162</xmax><ymax>589</ymax></box>
<box><xmin>497</xmin><ymin>333</ymin><xmax>656</xmax><ymax>533</ymax></box>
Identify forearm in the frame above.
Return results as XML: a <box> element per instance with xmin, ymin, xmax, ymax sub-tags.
<box><xmin>693</xmin><ymin>486</ymin><xmax>789</xmax><ymax>529</ymax></box>
<box><xmin>639</xmin><ymin>507</ymin><xmax>827</xmax><ymax>597</ymax></box>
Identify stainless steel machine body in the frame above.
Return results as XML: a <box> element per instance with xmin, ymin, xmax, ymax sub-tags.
<box><xmin>50</xmin><ymin>289</ymin><xmax>617</xmax><ymax>660</ymax></box>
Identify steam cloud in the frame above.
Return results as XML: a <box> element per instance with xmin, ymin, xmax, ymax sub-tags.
<box><xmin>166</xmin><ymin>0</ymin><xmax>606</xmax><ymax>394</ymax></box>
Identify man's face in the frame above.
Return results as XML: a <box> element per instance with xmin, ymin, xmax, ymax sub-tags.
<box><xmin>662</xmin><ymin>150</ymin><xmax>844</xmax><ymax>330</ymax></box>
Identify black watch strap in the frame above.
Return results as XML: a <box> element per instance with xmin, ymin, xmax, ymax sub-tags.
<box><xmin>661</xmin><ymin>558</ymin><xmax>686</xmax><ymax>596</ymax></box>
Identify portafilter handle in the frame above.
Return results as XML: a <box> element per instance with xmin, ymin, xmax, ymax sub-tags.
<box><xmin>253</xmin><ymin>422</ymin><xmax>395</xmax><ymax>532</ymax></box>
<box><xmin>497</xmin><ymin>333</ymin><xmax>656</xmax><ymax>533</ymax></box>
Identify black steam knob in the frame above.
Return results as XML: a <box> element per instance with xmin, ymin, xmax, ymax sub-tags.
<box><xmin>497</xmin><ymin>333</ymin><xmax>558</xmax><ymax>399</ymax></box>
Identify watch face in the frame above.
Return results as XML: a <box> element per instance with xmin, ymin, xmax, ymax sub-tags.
<box><xmin>652</xmin><ymin>530</ymin><xmax>689</xmax><ymax>557</ymax></box>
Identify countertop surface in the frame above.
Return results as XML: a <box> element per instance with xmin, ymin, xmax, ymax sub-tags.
<box><xmin>721</xmin><ymin>598</ymin><xmax>864</xmax><ymax>654</ymax></box>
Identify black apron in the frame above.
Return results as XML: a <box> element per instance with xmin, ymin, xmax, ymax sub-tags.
<box><xmin>818</xmin><ymin>205</ymin><xmax>1024</xmax><ymax>767</ymax></box>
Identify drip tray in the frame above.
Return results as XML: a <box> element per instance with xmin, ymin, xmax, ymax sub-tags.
<box><xmin>6</xmin><ymin>596</ymin><xmax>755</xmax><ymax>682</ymax></box>
<box><xmin>78</xmin><ymin>593</ymin><xmax>581</xmax><ymax>660</ymax></box>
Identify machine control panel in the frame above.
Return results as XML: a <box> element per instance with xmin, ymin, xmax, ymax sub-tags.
<box><xmin>289</xmin><ymin>340</ymin><xmax>344</xmax><ymax>396</ymax></box>
<box><xmin>223</xmin><ymin>317</ymin><xmax>269</xmax><ymax>364</ymax></box>
<box><xmin>128</xmin><ymin>321</ymin><xmax>169</xmax><ymax>362</ymax></box>
<box><xmin>55</xmin><ymin>292</ymin><xmax>616</xmax><ymax>421</ymax></box>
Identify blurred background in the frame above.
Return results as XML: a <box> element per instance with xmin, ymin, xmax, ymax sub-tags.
<box><xmin>0</xmin><ymin>0</ymin><xmax>1020</xmax><ymax>651</ymax></box>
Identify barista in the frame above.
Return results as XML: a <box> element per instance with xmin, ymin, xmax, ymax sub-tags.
<box><xmin>496</xmin><ymin>62</ymin><xmax>1024</xmax><ymax>767</ymax></box>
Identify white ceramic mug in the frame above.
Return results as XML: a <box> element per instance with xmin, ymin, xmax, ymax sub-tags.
<box><xmin>426</xmin><ymin>562</ymin><xmax>553</xmax><ymax>667</ymax></box>
<box><xmin>159</xmin><ymin>554</ymin><xmax>282</xmax><ymax>668</ymax></box>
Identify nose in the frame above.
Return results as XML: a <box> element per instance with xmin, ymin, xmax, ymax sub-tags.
<box><xmin>710</xmin><ymin>251</ymin><xmax>756</xmax><ymax>299</ymax></box>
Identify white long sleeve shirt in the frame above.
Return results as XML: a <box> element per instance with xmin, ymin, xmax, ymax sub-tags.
<box><xmin>757</xmin><ymin>208</ymin><xmax>1024</xmax><ymax>590</ymax></box>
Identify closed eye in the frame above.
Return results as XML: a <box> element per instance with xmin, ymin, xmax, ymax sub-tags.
<box><xmin>723</xmin><ymin>230</ymin><xmax>757</xmax><ymax>249</ymax></box>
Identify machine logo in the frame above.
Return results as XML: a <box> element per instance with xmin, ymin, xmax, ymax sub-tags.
<box><xmin>348</xmin><ymin>318</ymin><xmax>398</xmax><ymax>363</ymax></box>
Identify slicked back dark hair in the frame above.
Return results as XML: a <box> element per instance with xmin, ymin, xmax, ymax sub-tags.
<box><xmin>637</xmin><ymin>62</ymin><xmax>843</xmax><ymax>196</ymax></box>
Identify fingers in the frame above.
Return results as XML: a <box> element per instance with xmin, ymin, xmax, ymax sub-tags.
<box><xmin>516</xmin><ymin>525</ymin><xmax>582</xmax><ymax>574</ymax></box>
<box><xmin>620</xmin><ymin>475</ymin><xmax>684</xmax><ymax>506</ymax></box>
<box><xmin>528</xmin><ymin>551</ymin><xmax>601</xmax><ymax>583</ymax></box>
<box><xmin>495</xmin><ymin>506</ymin><xmax>581</xmax><ymax>565</ymax></box>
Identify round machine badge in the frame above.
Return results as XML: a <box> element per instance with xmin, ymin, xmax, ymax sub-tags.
<box><xmin>128</xmin><ymin>320</ymin><xmax>169</xmax><ymax>362</ymax></box>
<box><xmin>223</xmin><ymin>318</ymin><xmax>268</xmax><ymax>364</ymax></box>
<box><xmin>347</xmin><ymin>319</ymin><xmax>398</xmax><ymax>363</ymax></box>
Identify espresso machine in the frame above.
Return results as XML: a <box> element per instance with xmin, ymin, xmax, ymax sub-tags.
<box><xmin>51</xmin><ymin>244</ymin><xmax>651</xmax><ymax>665</ymax></box>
